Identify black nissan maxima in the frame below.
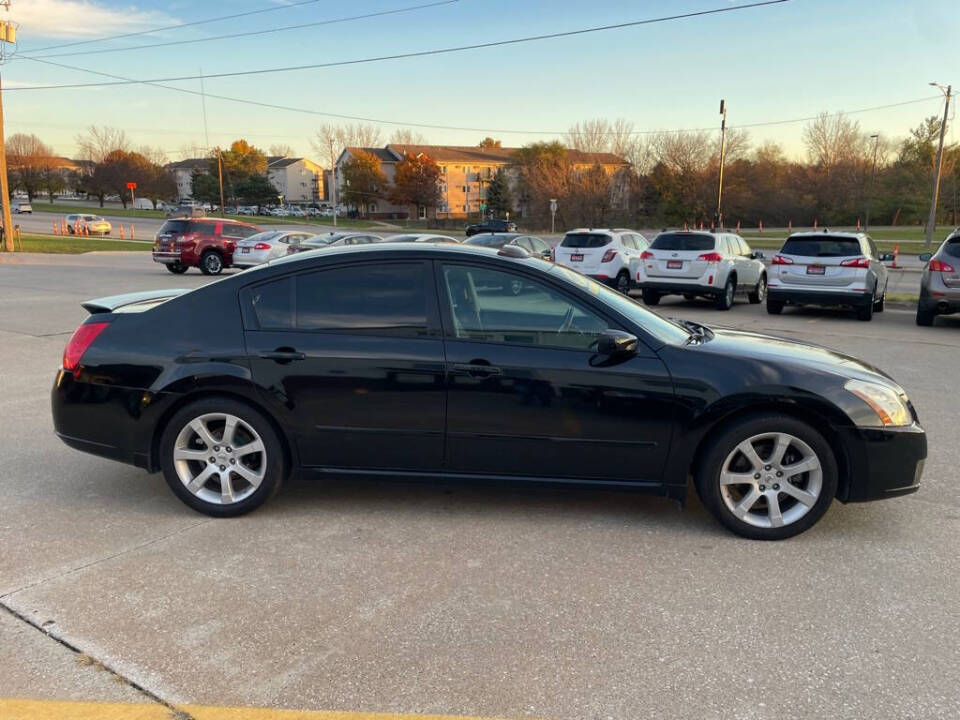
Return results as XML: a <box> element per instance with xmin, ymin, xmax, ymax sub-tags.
<box><xmin>52</xmin><ymin>244</ymin><xmax>927</xmax><ymax>539</ymax></box>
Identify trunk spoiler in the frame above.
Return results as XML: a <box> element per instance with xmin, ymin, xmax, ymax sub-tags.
<box><xmin>81</xmin><ymin>289</ymin><xmax>190</xmax><ymax>314</ymax></box>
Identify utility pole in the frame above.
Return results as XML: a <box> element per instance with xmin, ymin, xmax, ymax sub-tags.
<box><xmin>216</xmin><ymin>147</ymin><xmax>225</xmax><ymax>215</ymax></box>
<box><xmin>0</xmin><ymin>13</ymin><xmax>17</xmax><ymax>252</ymax></box>
<box><xmin>925</xmin><ymin>83</ymin><xmax>952</xmax><ymax>250</ymax></box>
<box><xmin>866</xmin><ymin>134</ymin><xmax>879</xmax><ymax>230</ymax></box>
<box><xmin>716</xmin><ymin>99</ymin><xmax>727</xmax><ymax>229</ymax></box>
<box><xmin>328</xmin><ymin>139</ymin><xmax>337</xmax><ymax>227</ymax></box>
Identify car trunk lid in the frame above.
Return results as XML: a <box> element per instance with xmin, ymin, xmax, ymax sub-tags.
<box><xmin>775</xmin><ymin>236</ymin><xmax>864</xmax><ymax>287</ymax></box>
<box><xmin>644</xmin><ymin>233</ymin><xmax>716</xmax><ymax>279</ymax></box>
<box><xmin>555</xmin><ymin>233</ymin><xmax>613</xmax><ymax>274</ymax></box>
<box><xmin>81</xmin><ymin>289</ymin><xmax>189</xmax><ymax>315</ymax></box>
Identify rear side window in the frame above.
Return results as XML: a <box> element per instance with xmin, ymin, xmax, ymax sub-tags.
<box><xmin>188</xmin><ymin>221</ymin><xmax>215</xmax><ymax>235</ymax></box>
<box><xmin>250</xmin><ymin>277</ymin><xmax>293</xmax><ymax>330</ymax></box>
<box><xmin>650</xmin><ymin>233</ymin><xmax>715</xmax><ymax>252</ymax></box>
<box><xmin>159</xmin><ymin>220</ymin><xmax>189</xmax><ymax>234</ymax></box>
<box><xmin>561</xmin><ymin>233</ymin><xmax>611</xmax><ymax>248</ymax></box>
<box><xmin>223</xmin><ymin>224</ymin><xmax>259</xmax><ymax>239</ymax></box>
<box><xmin>942</xmin><ymin>239</ymin><xmax>960</xmax><ymax>258</ymax></box>
<box><xmin>295</xmin><ymin>263</ymin><xmax>428</xmax><ymax>336</ymax></box>
<box><xmin>781</xmin><ymin>236</ymin><xmax>862</xmax><ymax>257</ymax></box>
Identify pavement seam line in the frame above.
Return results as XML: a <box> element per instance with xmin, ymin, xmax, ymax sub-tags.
<box><xmin>0</xmin><ymin>518</ymin><xmax>213</xmax><ymax>600</ymax></box>
<box><xmin>0</xmin><ymin>604</ymin><xmax>194</xmax><ymax>720</ymax></box>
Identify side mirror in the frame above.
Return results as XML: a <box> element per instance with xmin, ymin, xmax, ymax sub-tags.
<box><xmin>919</xmin><ymin>253</ymin><xmax>932</xmax><ymax>263</ymax></box>
<box><xmin>597</xmin><ymin>330</ymin><xmax>638</xmax><ymax>357</ymax></box>
<box><xmin>879</xmin><ymin>252</ymin><xmax>896</xmax><ymax>262</ymax></box>
<box><xmin>752</xmin><ymin>251</ymin><xmax>764</xmax><ymax>260</ymax></box>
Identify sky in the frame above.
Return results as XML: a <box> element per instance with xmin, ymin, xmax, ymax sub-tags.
<box><xmin>1</xmin><ymin>0</ymin><xmax>957</xmax><ymax>163</ymax></box>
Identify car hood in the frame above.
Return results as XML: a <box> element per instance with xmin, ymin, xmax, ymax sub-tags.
<box><xmin>697</xmin><ymin>325</ymin><xmax>903</xmax><ymax>391</ymax></box>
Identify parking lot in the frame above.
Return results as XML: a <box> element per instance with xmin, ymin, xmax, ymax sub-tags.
<box><xmin>1</xmin><ymin>252</ymin><xmax>958</xmax><ymax>719</ymax></box>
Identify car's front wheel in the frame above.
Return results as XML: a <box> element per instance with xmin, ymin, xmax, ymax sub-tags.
<box><xmin>159</xmin><ymin>398</ymin><xmax>286</xmax><ymax>517</ymax></box>
<box><xmin>695</xmin><ymin>414</ymin><xmax>838</xmax><ymax>540</ymax></box>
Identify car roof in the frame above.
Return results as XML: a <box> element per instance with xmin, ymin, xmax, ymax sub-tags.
<box><xmin>265</xmin><ymin>240</ymin><xmax>538</xmax><ymax>270</ymax></box>
<box><xmin>786</xmin><ymin>230</ymin><xmax>865</xmax><ymax>239</ymax></box>
<box><xmin>566</xmin><ymin>228</ymin><xmax>617</xmax><ymax>235</ymax></box>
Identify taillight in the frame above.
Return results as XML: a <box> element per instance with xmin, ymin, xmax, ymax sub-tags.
<box><xmin>62</xmin><ymin>322</ymin><xmax>109</xmax><ymax>372</ymax></box>
<box><xmin>840</xmin><ymin>257</ymin><xmax>871</xmax><ymax>268</ymax></box>
<box><xmin>771</xmin><ymin>255</ymin><xmax>793</xmax><ymax>265</ymax></box>
<box><xmin>601</xmin><ymin>249</ymin><xmax>618</xmax><ymax>263</ymax></box>
<box><xmin>929</xmin><ymin>259</ymin><xmax>956</xmax><ymax>273</ymax></box>
<box><xmin>698</xmin><ymin>252</ymin><xmax>724</xmax><ymax>263</ymax></box>
<box><xmin>253</xmin><ymin>243</ymin><xmax>272</xmax><ymax>250</ymax></box>
<box><xmin>640</xmin><ymin>250</ymin><xmax>654</xmax><ymax>260</ymax></box>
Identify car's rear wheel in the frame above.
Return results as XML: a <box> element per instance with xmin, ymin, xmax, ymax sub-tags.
<box><xmin>159</xmin><ymin>398</ymin><xmax>286</xmax><ymax>517</ymax></box>
<box><xmin>715</xmin><ymin>277</ymin><xmax>735</xmax><ymax>310</ymax></box>
<box><xmin>165</xmin><ymin>262</ymin><xmax>188</xmax><ymax>274</ymax></box>
<box><xmin>641</xmin><ymin>289</ymin><xmax>661</xmax><ymax>305</ymax></box>
<box><xmin>856</xmin><ymin>294</ymin><xmax>875</xmax><ymax>321</ymax></box>
<box><xmin>749</xmin><ymin>274</ymin><xmax>766</xmax><ymax>304</ymax></box>
<box><xmin>615</xmin><ymin>271</ymin><xmax>630</xmax><ymax>294</ymax></box>
<box><xmin>766</xmin><ymin>298</ymin><xmax>784</xmax><ymax>315</ymax></box>
<box><xmin>873</xmin><ymin>292</ymin><xmax>885</xmax><ymax>313</ymax></box>
<box><xmin>695</xmin><ymin>414</ymin><xmax>838</xmax><ymax>540</ymax></box>
<box><xmin>916</xmin><ymin>304</ymin><xmax>935</xmax><ymax>327</ymax></box>
<box><xmin>200</xmin><ymin>250</ymin><xmax>223</xmax><ymax>275</ymax></box>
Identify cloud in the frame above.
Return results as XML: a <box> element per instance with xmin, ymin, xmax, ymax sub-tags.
<box><xmin>12</xmin><ymin>0</ymin><xmax>178</xmax><ymax>40</ymax></box>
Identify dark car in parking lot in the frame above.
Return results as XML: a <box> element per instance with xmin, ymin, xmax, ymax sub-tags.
<box><xmin>464</xmin><ymin>232</ymin><xmax>552</xmax><ymax>261</ymax></box>
<box><xmin>152</xmin><ymin>218</ymin><xmax>261</xmax><ymax>275</ymax></box>
<box><xmin>916</xmin><ymin>230</ymin><xmax>960</xmax><ymax>326</ymax></box>
<box><xmin>53</xmin><ymin>243</ymin><xmax>926</xmax><ymax>540</ymax></box>
<box><xmin>465</xmin><ymin>219</ymin><xmax>517</xmax><ymax>237</ymax></box>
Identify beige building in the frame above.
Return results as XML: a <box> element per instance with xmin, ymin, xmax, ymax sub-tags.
<box><xmin>166</xmin><ymin>156</ymin><xmax>324</xmax><ymax>204</ymax></box>
<box><xmin>334</xmin><ymin>144</ymin><xmax>629</xmax><ymax>219</ymax></box>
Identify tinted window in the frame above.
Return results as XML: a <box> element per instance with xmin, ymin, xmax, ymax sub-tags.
<box><xmin>561</xmin><ymin>233</ymin><xmax>612</xmax><ymax>249</ymax></box>
<box><xmin>465</xmin><ymin>235</ymin><xmax>508</xmax><ymax>248</ymax></box>
<box><xmin>441</xmin><ymin>265</ymin><xmax>607</xmax><ymax>351</ymax></box>
<box><xmin>943</xmin><ymin>239</ymin><xmax>960</xmax><ymax>258</ymax></box>
<box><xmin>159</xmin><ymin>220</ymin><xmax>189</xmax><ymax>234</ymax></box>
<box><xmin>250</xmin><ymin>277</ymin><xmax>293</xmax><ymax>330</ymax></box>
<box><xmin>650</xmin><ymin>233</ymin><xmax>715</xmax><ymax>251</ymax></box>
<box><xmin>296</xmin><ymin>263</ymin><xmax>428</xmax><ymax>336</ymax></box>
<box><xmin>781</xmin><ymin>236</ymin><xmax>862</xmax><ymax>257</ymax></box>
<box><xmin>223</xmin><ymin>225</ymin><xmax>258</xmax><ymax>239</ymax></box>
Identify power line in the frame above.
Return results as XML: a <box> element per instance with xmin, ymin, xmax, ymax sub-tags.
<box><xmin>19</xmin><ymin>55</ymin><xmax>942</xmax><ymax>138</ymax></box>
<box><xmin>8</xmin><ymin>1</ymin><xmax>790</xmax><ymax>90</ymax></box>
<box><xmin>18</xmin><ymin>1</ymin><xmax>462</xmax><ymax>60</ymax></box>
<box><xmin>17</xmin><ymin>0</ymin><xmax>325</xmax><ymax>55</ymax></box>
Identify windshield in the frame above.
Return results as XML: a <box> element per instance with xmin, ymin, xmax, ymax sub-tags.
<box><xmin>550</xmin><ymin>265</ymin><xmax>691</xmax><ymax>345</ymax></box>
<box><xmin>651</xmin><ymin>233</ymin><xmax>715</xmax><ymax>251</ymax></box>
<box><xmin>561</xmin><ymin>233</ymin><xmax>611</xmax><ymax>249</ymax></box>
<box><xmin>781</xmin><ymin>236</ymin><xmax>862</xmax><ymax>257</ymax></box>
<box><xmin>465</xmin><ymin>235</ymin><xmax>508</xmax><ymax>248</ymax></box>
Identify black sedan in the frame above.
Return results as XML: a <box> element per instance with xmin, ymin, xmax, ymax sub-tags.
<box><xmin>52</xmin><ymin>244</ymin><xmax>926</xmax><ymax>539</ymax></box>
<box><xmin>465</xmin><ymin>219</ymin><xmax>517</xmax><ymax>237</ymax></box>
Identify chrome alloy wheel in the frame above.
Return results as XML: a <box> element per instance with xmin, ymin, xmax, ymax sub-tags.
<box><xmin>719</xmin><ymin>432</ymin><xmax>823</xmax><ymax>529</ymax></box>
<box><xmin>172</xmin><ymin>413</ymin><xmax>266</xmax><ymax>505</ymax></box>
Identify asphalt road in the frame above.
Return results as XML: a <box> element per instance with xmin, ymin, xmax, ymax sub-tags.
<box><xmin>1</xmin><ymin>252</ymin><xmax>957</xmax><ymax>719</ymax></box>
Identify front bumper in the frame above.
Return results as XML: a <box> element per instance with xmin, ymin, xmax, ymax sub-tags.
<box><xmin>838</xmin><ymin>423</ymin><xmax>927</xmax><ymax>502</ymax></box>
<box><xmin>768</xmin><ymin>287</ymin><xmax>871</xmax><ymax>308</ymax></box>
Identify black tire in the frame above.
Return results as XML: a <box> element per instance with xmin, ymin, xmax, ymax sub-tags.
<box><xmin>694</xmin><ymin>413</ymin><xmax>838</xmax><ymax>540</ymax></box>
<box><xmin>916</xmin><ymin>304</ymin><xmax>935</xmax><ymax>327</ymax></box>
<box><xmin>683</xmin><ymin>293</ymin><xmax>697</xmax><ymax>301</ymax></box>
<box><xmin>200</xmin><ymin>250</ymin><xmax>224</xmax><ymax>275</ymax></box>
<box><xmin>641</xmin><ymin>289</ymin><xmax>661</xmax><ymax>306</ymax></box>
<box><xmin>615</xmin><ymin>271</ymin><xmax>631</xmax><ymax>295</ymax></box>
<box><xmin>766</xmin><ymin>298</ymin><xmax>784</xmax><ymax>315</ymax></box>
<box><xmin>165</xmin><ymin>262</ymin><xmax>188</xmax><ymax>274</ymax></box>
<box><xmin>873</xmin><ymin>292</ymin><xmax>885</xmax><ymax>313</ymax></box>
<box><xmin>748</xmin><ymin>274</ymin><xmax>767</xmax><ymax>304</ymax></box>
<box><xmin>856</xmin><ymin>295</ymin><xmax>874</xmax><ymax>321</ymax></box>
<box><xmin>159</xmin><ymin>397</ymin><xmax>287</xmax><ymax>517</ymax></box>
<box><xmin>715</xmin><ymin>276</ymin><xmax>735</xmax><ymax>310</ymax></box>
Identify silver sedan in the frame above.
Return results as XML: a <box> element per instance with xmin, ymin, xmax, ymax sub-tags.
<box><xmin>233</xmin><ymin>231</ymin><xmax>316</xmax><ymax>268</ymax></box>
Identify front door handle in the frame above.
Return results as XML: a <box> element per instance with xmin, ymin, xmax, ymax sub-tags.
<box><xmin>451</xmin><ymin>363</ymin><xmax>502</xmax><ymax>377</ymax></box>
<box><xmin>259</xmin><ymin>348</ymin><xmax>305</xmax><ymax>363</ymax></box>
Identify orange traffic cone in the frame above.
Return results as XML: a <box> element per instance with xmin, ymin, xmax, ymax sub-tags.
<box><xmin>759</xmin><ymin>220</ymin><xmax>763</xmax><ymax>234</ymax></box>
<box><xmin>892</xmin><ymin>245</ymin><xmax>899</xmax><ymax>268</ymax></box>
<box><xmin>119</xmin><ymin>224</ymin><xmax>125</xmax><ymax>240</ymax></box>
<box><xmin>130</xmin><ymin>224</ymin><xmax>135</xmax><ymax>240</ymax></box>
<box><xmin>53</xmin><ymin>221</ymin><xmax>59</xmax><ymax>236</ymax></box>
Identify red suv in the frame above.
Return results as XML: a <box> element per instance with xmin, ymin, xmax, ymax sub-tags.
<box><xmin>152</xmin><ymin>218</ymin><xmax>261</xmax><ymax>275</ymax></box>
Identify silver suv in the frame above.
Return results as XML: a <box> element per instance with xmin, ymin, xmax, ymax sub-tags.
<box><xmin>916</xmin><ymin>229</ymin><xmax>960</xmax><ymax>326</ymax></box>
<box><xmin>631</xmin><ymin>231</ymin><xmax>766</xmax><ymax>310</ymax></box>
<box><xmin>767</xmin><ymin>231</ymin><xmax>893</xmax><ymax>321</ymax></box>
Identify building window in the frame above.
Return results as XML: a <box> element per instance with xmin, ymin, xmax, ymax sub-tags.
<box><xmin>418</xmin><ymin>206</ymin><xmax>427</xmax><ymax>220</ymax></box>
<box><xmin>368</xmin><ymin>203</ymin><xmax>378</xmax><ymax>213</ymax></box>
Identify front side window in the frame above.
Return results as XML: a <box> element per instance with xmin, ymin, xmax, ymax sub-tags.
<box><xmin>441</xmin><ymin>264</ymin><xmax>608</xmax><ymax>351</ymax></box>
<box><xmin>296</xmin><ymin>263</ymin><xmax>428</xmax><ymax>336</ymax></box>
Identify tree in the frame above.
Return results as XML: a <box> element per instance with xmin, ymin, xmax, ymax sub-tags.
<box><xmin>216</xmin><ymin>140</ymin><xmax>267</xmax><ymax>198</ymax></box>
<box><xmin>268</xmin><ymin>144</ymin><xmax>296</xmax><ymax>158</ymax></box>
<box><xmin>479</xmin><ymin>137</ymin><xmax>502</xmax><ymax>148</ymax></box>
<box><xmin>191</xmin><ymin>171</ymin><xmax>221</xmax><ymax>207</ymax></box>
<box><xmin>311</xmin><ymin>122</ymin><xmax>383</xmax><ymax>170</ymax></box>
<box><xmin>339</xmin><ymin>150</ymin><xmax>387</xmax><ymax>217</ymax></box>
<box><xmin>40</xmin><ymin>160</ymin><xmax>67</xmax><ymax>203</ymax></box>
<box><xmin>91</xmin><ymin>149</ymin><xmax>154</xmax><ymax>208</ymax></box>
<box><xmin>390</xmin><ymin>153</ymin><xmax>441</xmax><ymax>216</ymax></box>
<box><xmin>75</xmin><ymin>126</ymin><xmax>129</xmax><ymax>163</ymax></box>
<box><xmin>142</xmin><ymin>166</ymin><xmax>178</xmax><ymax>208</ymax></box>
<box><xmin>6</xmin><ymin>133</ymin><xmax>54</xmax><ymax>201</ymax></box>
<box><xmin>485</xmin><ymin>167</ymin><xmax>513</xmax><ymax>216</ymax></box>
<box><xmin>235</xmin><ymin>174</ymin><xmax>279</xmax><ymax>209</ymax></box>
<box><xmin>389</xmin><ymin>129</ymin><xmax>427</xmax><ymax>145</ymax></box>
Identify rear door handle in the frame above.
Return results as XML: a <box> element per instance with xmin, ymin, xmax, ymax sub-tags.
<box><xmin>259</xmin><ymin>348</ymin><xmax>305</xmax><ymax>362</ymax></box>
<box><xmin>451</xmin><ymin>363</ymin><xmax>502</xmax><ymax>377</ymax></box>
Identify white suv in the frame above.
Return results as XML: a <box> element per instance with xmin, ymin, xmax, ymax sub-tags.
<box><xmin>767</xmin><ymin>231</ymin><xmax>892</xmax><ymax>321</ymax></box>
<box><xmin>632</xmin><ymin>231</ymin><xmax>766</xmax><ymax>310</ymax></box>
<box><xmin>553</xmin><ymin>228</ymin><xmax>649</xmax><ymax>294</ymax></box>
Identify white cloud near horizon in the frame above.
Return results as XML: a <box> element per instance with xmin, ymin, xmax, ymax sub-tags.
<box><xmin>12</xmin><ymin>0</ymin><xmax>178</xmax><ymax>40</ymax></box>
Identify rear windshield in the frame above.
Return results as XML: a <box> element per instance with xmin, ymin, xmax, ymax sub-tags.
<box><xmin>650</xmin><ymin>233</ymin><xmax>715</xmax><ymax>252</ymax></box>
<box><xmin>943</xmin><ymin>239</ymin><xmax>960</xmax><ymax>258</ymax></box>
<box><xmin>561</xmin><ymin>233</ymin><xmax>611</xmax><ymax>248</ymax></box>
<box><xmin>159</xmin><ymin>220</ymin><xmax>189</xmax><ymax>234</ymax></box>
<box><xmin>465</xmin><ymin>235</ymin><xmax>507</xmax><ymax>248</ymax></box>
<box><xmin>781</xmin><ymin>236</ymin><xmax>862</xmax><ymax>257</ymax></box>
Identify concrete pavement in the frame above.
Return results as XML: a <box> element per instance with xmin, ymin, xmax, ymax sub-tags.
<box><xmin>0</xmin><ymin>253</ymin><xmax>958</xmax><ymax>719</ymax></box>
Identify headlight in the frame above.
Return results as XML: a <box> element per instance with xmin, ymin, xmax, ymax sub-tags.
<box><xmin>844</xmin><ymin>379</ymin><xmax>912</xmax><ymax>427</ymax></box>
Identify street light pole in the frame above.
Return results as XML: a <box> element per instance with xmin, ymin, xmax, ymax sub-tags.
<box><xmin>328</xmin><ymin>140</ymin><xmax>337</xmax><ymax>228</ymax></box>
<box><xmin>866</xmin><ymin>133</ymin><xmax>879</xmax><ymax>230</ymax></box>
<box><xmin>0</xmin><ymin>17</ymin><xmax>18</xmax><ymax>252</ymax></box>
<box><xmin>716</xmin><ymin>99</ymin><xmax>727</xmax><ymax>229</ymax></box>
<box><xmin>216</xmin><ymin>148</ymin><xmax>225</xmax><ymax>216</ymax></box>
<box><xmin>925</xmin><ymin>83</ymin><xmax>952</xmax><ymax>250</ymax></box>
